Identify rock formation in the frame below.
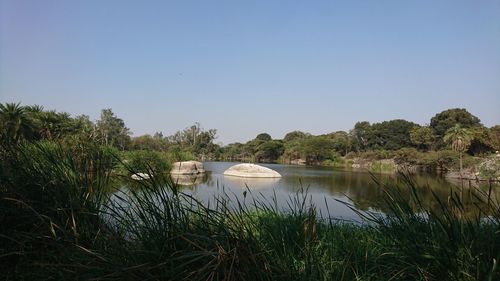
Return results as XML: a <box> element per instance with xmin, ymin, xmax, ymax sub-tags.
<box><xmin>224</xmin><ymin>163</ymin><xmax>281</xmax><ymax>178</ymax></box>
<box><xmin>131</xmin><ymin>172</ymin><xmax>151</xmax><ymax>180</ymax></box>
<box><xmin>170</xmin><ymin>161</ymin><xmax>205</xmax><ymax>175</ymax></box>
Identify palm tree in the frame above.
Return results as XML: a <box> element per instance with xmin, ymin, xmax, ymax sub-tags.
<box><xmin>0</xmin><ymin>103</ymin><xmax>35</xmax><ymax>142</ymax></box>
<box><xmin>444</xmin><ymin>124</ymin><xmax>473</xmax><ymax>177</ymax></box>
<box><xmin>25</xmin><ymin>104</ymin><xmax>44</xmax><ymax>113</ymax></box>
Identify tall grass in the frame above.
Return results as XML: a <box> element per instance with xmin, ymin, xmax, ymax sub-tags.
<box><xmin>1</xmin><ymin>141</ymin><xmax>499</xmax><ymax>280</ymax></box>
<box><xmin>0</xmin><ymin>141</ymin><xmax>117</xmax><ymax>279</ymax></box>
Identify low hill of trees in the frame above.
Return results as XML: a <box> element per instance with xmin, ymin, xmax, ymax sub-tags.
<box><xmin>1</xmin><ymin>103</ymin><xmax>498</xmax><ymax>167</ymax></box>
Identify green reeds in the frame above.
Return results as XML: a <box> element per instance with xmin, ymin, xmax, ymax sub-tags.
<box><xmin>0</xmin><ymin>141</ymin><xmax>117</xmax><ymax>279</ymax></box>
<box><xmin>1</xmin><ymin>141</ymin><xmax>499</xmax><ymax>280</ymax></box>
<box><xmin>340</xmin><ymin>173</ymin><xmax>500</xmax><ymax>280</ymax></box>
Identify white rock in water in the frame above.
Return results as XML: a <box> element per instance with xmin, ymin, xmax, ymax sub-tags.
<box><xmin>224</xmin><ymin>163</ymin><xmax>281</xmax><ymax>178</ymax></box>
<box><xmin>170</xmin><ymin>161</ymin><xmax>205</xmax><ymax>175</ymax></box>
<box><xmin>131</xmin><ymin>172</ymin><xmax>151</xmax><ymax>180</ymax></box>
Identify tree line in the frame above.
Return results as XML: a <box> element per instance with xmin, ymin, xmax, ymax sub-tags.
<box><xmin>1</xmin><ymin>103</ymin><xmax>499</xmax><ymax>166</ymax></box>
<box><xmin>222</xmin><ymin>108</ymin><xmax>499</xmax><ymax>165</ymax></box>
<box><xmin>0</xmin><ymin>103</ymin><xmax>218</xmax><ymax>161</ymax></box>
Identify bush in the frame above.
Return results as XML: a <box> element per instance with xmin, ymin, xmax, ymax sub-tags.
<box><xmin>394</xmin><ymin>148</ymin><xmax>419</xmax><ymax>165</ymax></box>
<box><xmin>479</xmin><ymin>156</ymin><xmax>500</xmax><ymax>180</ymax></box>
<box><xmin>369</xmin><ymin>160</ymin><xmax>396</xmax><ymax>173</ymax></box>
<box><xmin>359</xmin><ymin>150</ymin><xmax>397</xmax><ymax>161</ymax></box>
<box><xmin>120</xmin><ymin>150</ymin><xmax>170</xmax><ymax>175</ymax></box>
<box><xmin>321</xmin><ymin>154</ymin><xmax>345</xmax><ymax>168</ymax></box>
<box><xmin>431</xmin><ymin>150</ymin><xmax>459</xmax><ymax>170</ymax></box>
<box><xmin>167</xmin><ymin>145</ymin><xmax>196</xmax><ymax>162</ymax></box>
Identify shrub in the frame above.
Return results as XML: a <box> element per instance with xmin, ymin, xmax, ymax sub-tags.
<box><xmin>394</xmin><ymin>147</ymin><xmax>420</xmax><ymax>165</ymax></box>
<box><xmin>479</xmin><ymin>156</ymin><xmax>500</xmax><ymax>180</ymax></box>
<box><xmin>120</xmin><ymin>150</ymin><xmax>170</xmax><ymax>175</ymax></box>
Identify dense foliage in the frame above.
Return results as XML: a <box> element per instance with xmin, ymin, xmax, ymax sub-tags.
<box><xmin>0</xmin><ymin>103</ymin><xmax>221</xmax><ymax>161</ymax></box>
<box><xmin>1</xmin><ymin>103</ymin><xmax>499</xmax><ymax>170</ymax></box>
<box><xmin>219</xmin><ymin>109</ymin><xmax>498</xmax><ymax>167</ymax></box>
<box><xmin>0</xmin><ymin>141</ymin><xmax>498</xmax><ymax>280</ymax></box>
<box><xmin>1</xmin><ymin>104</ymin><xmax>499</xmax><ymax>280</ymax></box>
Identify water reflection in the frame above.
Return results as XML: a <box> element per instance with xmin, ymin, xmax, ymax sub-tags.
<box><xmin>177</xmin><ymin>162</ymin><xmax>499</xmax><ymax>221</ymax></box>
<box><xmin>223</xmin><ymin>176</ymin><xmax>281</xmax><ymax>189</ymax></box>
<box><xmin>172</xmin><ymin>173</ymin><xmax>208</xmax><ymax>186</ymax></box>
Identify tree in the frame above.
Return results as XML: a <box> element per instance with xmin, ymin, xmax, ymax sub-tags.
<box><xmin>368</xmin><ymin>119</ymin><xmax>418</xmax><ymax>150</ymax></box>
<box><xmin>72</xmin><ymin>115</ymin><xmax>95</xmax><ymax>137</ymax></box>
<box><xmin>283</xmin><ymin>131</ymin><xmax>310</xmax><ymax>142</ymax></box>
<box><xmin>430</xmin><ymin>108</ymin><xmax>481</xmax><ymax>137</ymax></box>
<box><xmin>490</xmin><ymin>125</ymin><xmax>500</xmax><ymax>151</ymax></box>
<box><xmin>0</xmin><ymin>103</ymin><xmax>35</xmax><ymax>142</ymax></box>
<box><xmin>254</xmin><ymin>140</ymin><xmax>284</xmax><ymax>162</ymax></box>
<box><xmin>96</xmin><ymin>109</ymin><xmax>131</xmax><ymax>150</ymax></box>
<box><xmin>350</xmin><ymin>121</ymin><xmax>371</xmax><ymax>152</ymax></box>
<box><xmin>221</xmin><ymin>142</ymin><xmax>246</xmax><ymax>161</ymax></box>
<box><xmin>193</xmin><ymin>129</ymin><xmax>217</xmax><ymax>159</ymax></box>
<box><xmin>166</xmin><ymin>123</ymin><xmax>218</xmax><ymax>159</ymax></box>
<box><xmin>410</xmin><ymin>126</ymin><xmax>436</xmax><ymax>151</ymax></box>
<box><xmin>33</xmin><ymin>110</ymin><xmax>77</xmax><ymax>140</ymax></box>
<box><xmin>131</xmin><ymin>134</ymin><xmax>167</xmax><ymax>151</ymax></box>
<box><xmin>443</xmin><ymin>124</ymin><xmax>473</xmax><ymax>176</ymax></box>
<box><xmin>467</xmin><ymin>127</ymin><xmax>497</xmax><ymax>155</ymax></box>
<box><xmin>255</xmin><ymin>133</ymin><xmax>272</xmax><ymax>141</ymax></box>
<box><xmin>184</xmin><ymin>123</ymin><xmax>202</xmax><ymax>147</ymax></box>
<box><xmin>327</xmin><ymin>131</ymin><xmax>351</xmax><ymax>155</ymax></box>
<box><xmin>300</xmin><ymin>136</ymin><xmax>337</xmax><ymax>164</ymax></box>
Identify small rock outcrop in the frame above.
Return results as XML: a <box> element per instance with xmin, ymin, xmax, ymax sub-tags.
<box><xmin>170</xmin><ymin>161</ymin><xmax>205</xmax><ymax>175</ymax></box>
<box><xmin>131</xmin><ymin>172</ymin><xmax>151</xmax><ymax>180</ymax></box>
<box><xmin>224</xmin><ymin>163</ymin><xmax>281</xmax><ymax>178</ymax></box>
<box><xmin>290</xmin><ymin>159</ymin><xmax>307</xmax><ymax>166</ymax></box>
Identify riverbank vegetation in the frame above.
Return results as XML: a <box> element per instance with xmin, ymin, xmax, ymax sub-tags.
<box><xmin>3</xmin><ymin>103</ymin><xmax>496</xmax><ymax>180</ymax></box>
<box><xmin>221</xmin><ymin>109</ymin><xmax>498</xmax><ymax>175</ymax></box>
<box><xmin>1</xmin><ymin>140</ymin><xmax>499</xmax><ymax>280</ymax></box>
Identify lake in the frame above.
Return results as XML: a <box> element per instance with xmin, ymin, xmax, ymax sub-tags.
<box><xmin>171</xmin><ymin>161</ymin><xmax>499</xmax><ymax>222</ymax></box>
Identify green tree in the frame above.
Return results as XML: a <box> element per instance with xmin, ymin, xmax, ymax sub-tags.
<box><xmin>255</xmin><ymin>133</ymin><xmax>272</xmax><ymax>141</ymax></box>
<box><xmin>327</xmin><ymin>131</ymin><xmax>351</xmax><ymax>155</ymax></box>
<box><xmin>282</xmin><ymin>140</ymin><xmax>303</xmax><ymax>163</ymax></box>
<box><xmin>221</xmin><ymin>142</ymin><xmax>246</xmax><ymax>161</ymax></box>
<box><xmin>96</xmin><ymin>109</ymin><xmax>131</xmax><ymax>150</ymax></box>
<box><xmin>410</xmin><ymin>126</ymin><xmax>436</xmax><ymax>151</ymax></box>
<box><xmin>166</xmin><ymin>123</ymin><xmax>218</xmax><ymax>159</ymax></box>
<box><xmin>350</xmin><ymin>121</ymin><xmax>371</xmax><ymax>152</ymax></box>
<box><xmin>283</xmin><ymin>131</ymin><xmax>310</xmax><ymax>142</ymax></box>
<box><xmin>0</xmin><ymin>103</ymin><xmax>35</xmax><ymax>142</ymax></box>
<box><xmin>300</xmin><ymin>136</ymin><xmax>337</xmax><ymax>164</ymax></box>
<box><xmin>430</xmin><ymin>108</ymin><xmax>481</xmax><ymax>137</ymax></box>
<box><xmin>72</xmin><ymin>115</ymin><xmax>95</xmax><ymax>137</ymax></box>
<box><xmin>254</xmin><ymin>140</ymin><xmax>284</xmax><ymax>162</ymax></box>
<box><xmin>131</xmin><ymin>134</ymin><xmax>167</xmax><ymax>151</ymax></box>
<box><xmin>34</xmin><ymin>110</ymin><xmax>77</xmax><ymax>140</ymax></box>
<box><xmin>193</xmin><ymin>129</ymin><xmax>218</xmax><ymax>159</ymax></box>
<box><xmin>468</xmin><ymin>127</ymin><xmax>497</xmax><ymax>155</ymax></box>
<box><xmin>368</xmin><ymin>119</ymin><xmax>418</xmax><ymax>150</ymax></box>
<box><xmin>443</xmin><ymin>124</ymin><xmax>473</xmax><ymax>176</ymax></box>
<box><xmin>490</xmin><ymin>125</ymin><xmax>500</xmax><ymax>151</ymax></box>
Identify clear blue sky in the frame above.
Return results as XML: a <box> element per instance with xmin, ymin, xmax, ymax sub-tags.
<box><xmin>1</xmin><ymin>0</ymin><xmax>499</xmax><ymax>144</ymax></box>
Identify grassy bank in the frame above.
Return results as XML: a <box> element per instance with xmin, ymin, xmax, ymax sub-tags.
<box><xmin>1</xmin><ymin>141</ymin><xmax>499</xmax><ymax>280</ymax></box>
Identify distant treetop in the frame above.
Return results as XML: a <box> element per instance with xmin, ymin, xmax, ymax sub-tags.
<box><xmin>255</xmin><ymin>133</ymin><xmax>272</xmax><ymax>141</ymax></box>
<box><xmin>430</xmin><ymin>108</ymin><xmax>481</xmax><ymax>137</ymax></box>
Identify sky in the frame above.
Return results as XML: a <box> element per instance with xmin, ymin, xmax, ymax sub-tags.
<box><xmin>1</xmin><ymin>0</ymin><xmax>499</xmax><ymax>144</ymax></box>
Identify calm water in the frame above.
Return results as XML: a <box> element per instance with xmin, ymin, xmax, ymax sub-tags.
<box><xmin>171</xmin><ymin>162</ymin><xmax>498</xmax><ymax>222</ymax></box>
